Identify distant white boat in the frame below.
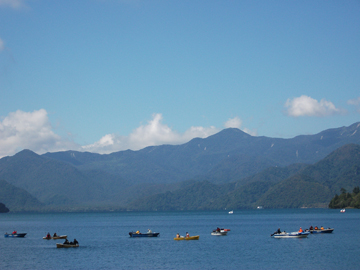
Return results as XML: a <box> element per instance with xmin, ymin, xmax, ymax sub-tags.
<box><xmin>340</xmin><ymin>209</ymin><xmax>345</xmax><ymax>213</ymax></box>
<box><xmin>257</xmin><ymin>206</ymin><xmax>263</xmax><ymax>209</ymax></box>
<box><xmin>228</xmin><ymin>210</ymin><xmax>233</xmax><ymax>214</ymax></box>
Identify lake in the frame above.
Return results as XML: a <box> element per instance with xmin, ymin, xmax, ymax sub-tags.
<box><xmin>0</xmin><ymin>209</ymin><xmax>359</xmax><ymax>269</ymax></box>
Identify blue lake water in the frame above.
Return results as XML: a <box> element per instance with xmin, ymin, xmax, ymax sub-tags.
<box><xmin>0</xmin><ymin>209</ymin><xmax>359</xmax><ymax>270</ymax></box>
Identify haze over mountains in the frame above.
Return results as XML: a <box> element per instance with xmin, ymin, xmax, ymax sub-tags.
<box><xmin>0</xmin><ymin>122</ymin><xmax>360</xmax><ymax>212</ymax></box>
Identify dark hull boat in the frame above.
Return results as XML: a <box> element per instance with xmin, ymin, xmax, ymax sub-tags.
<box><xmin>129</xmin><ymin>232</ymin><xmax>160</xmax><ymax>237</ymax></box>
<box><xmin>4</xmin><ymin>233</ymin><xmax>27</xmax><ymax>238</ymax></box>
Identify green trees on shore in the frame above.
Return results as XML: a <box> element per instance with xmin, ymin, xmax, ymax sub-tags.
<box><xmin>329</xmin><ymin>187</ymin><xmax>360</xmax><ymax>209</ymax></box>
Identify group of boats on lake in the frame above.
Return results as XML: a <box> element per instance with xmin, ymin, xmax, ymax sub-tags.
<box><xmin>43</xmin><ymin>232</ymin><xmax>79</xmax><ymax>248</ymax></box>
<box><xmin>128</xmin><ymin>227</ymin><xmax>231</xmax><ymax>240</ymax></box>
<box><xmin>271</xmin><ymin>226</ymin><xmax>334</xmax><ymax>238</ymax></box>
<box><xmin>4</xmin><ymin>231</ymin><xmax>79</xmax><ymax>248</ymax></box>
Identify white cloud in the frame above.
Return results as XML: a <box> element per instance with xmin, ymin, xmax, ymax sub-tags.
<box><xmin>224</xmin><ymin>116</ymin><xmax>257</xmax><ymax>136</ymax></box>
<box><xmin>0</xmin><ymin>110</ymin><xmax>255</xmax><ymax>157</ymax></box>
<box><xmin>0</xmin><ymin>109</ymin><xmax>79</xmax><ymax>158</ymax></box>
<box><xmin>82</xmin><ymin>113</ymin><xmax>220</xmax><ymax>153</ymax></box>
<box><xmin>0</xmin><ymin>0</ymin><xmax>27</xmax><ymax>9</ymax></box>
<box><xmin>224</xmin><ymin>117</ymin><xmax>242</xmax><ymax>129</ymax></box>
<box><xmin>285</xmin><ymin>95</ymin><xmax>342</xmax><ymax>117</ymax></box>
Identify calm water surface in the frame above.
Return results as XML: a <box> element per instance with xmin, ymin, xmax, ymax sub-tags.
<box><xmin>0</xmin><ymin>209</ymin><xmax>359</xmax><ymax>270</ymax></box>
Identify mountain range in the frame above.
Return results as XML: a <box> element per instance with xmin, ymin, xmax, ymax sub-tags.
<box><xmin>0</xmin><ymin>122</ymin><xmax>359</xmax><ymax>212</ymax></box>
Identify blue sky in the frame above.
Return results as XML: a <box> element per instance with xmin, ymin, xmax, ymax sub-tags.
<box><xmin>0</xmin><ymin>0</ymin><xmax>359</xmax><ymax>158</ymax></box>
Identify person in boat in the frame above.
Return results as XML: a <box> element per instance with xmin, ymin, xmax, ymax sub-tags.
<box><xmin>321</xmin><ymin>226</ymin><xmax>324</xmax><ymax>230</ymax></box>
<box><xmin>314</xmin><ymin>226</ymin><xmax>318</xmax><ymax>230</ymax></box>
<box><xmin>136</xmin><ymin>230</ymin><xmax>140</xmax><ymax>234</ymax></box>
<box><xmin>298</xmin><ymin>227</ymin><xmax>303</xmax><ymax>233</ymax></box>
<box><xmin>147</xmin><ymin>229</ymin><xmax>152</xmax><ymax>233</ymax></box>
<box><xmin>73</xmin><ymin>239</ymin><xmax>78</xmax><ymax>245</ymax></box>
<box><xmin>53</xmin><ymin>232</ymin><xmax>58</xmax><ymax>237</ymax></box>
<box><xmin>309</xmin><ymin>226</ymin><xmax>313</xmax><ymax>230</ymax></box>
<box><xmin>276</xmin><ymin>228</ymin><xmax>281</xmax><ymax>234</ymax></box>
<box><xmin>63</xmin><ymin>239</ymin><xmax>70</xmax><ymax>244</ymax></box>
<box><xmin>176</xmin><ymin>233</ymin><xmax>180</xmax><ymax>238</ymax></box>
<box><xmin>185</xmin><ymin>232</ymin><xmax>190</xmax><ymax>238</ymax></box>
<box><xmin>12</xmin><ymin>230</ymin><xmax>17</xmax><ymax>234</ymax></box>
<box><xmin>216</xmin><ymin>227</ymin><xmax>221</xmax><ymax>232</ymax></box>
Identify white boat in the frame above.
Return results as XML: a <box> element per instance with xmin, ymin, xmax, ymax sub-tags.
<box><xmin>272</xmin><ymin>231</ymin><xmax>310</xmax><ymax>238</ymax></box>
<box><xmin>228</xmin><ymin>210</ymin><xmax>233</xmax><ymax>214</ymax></box>
<box><xmin>340</xmin><ymin>209</ymin><xmax>345</xmax><ymax>213</ymax></box>
<box><xmin>257</xmin><ymin>206</ymin><xmax>263</xmax><ymax>209</ymax></box>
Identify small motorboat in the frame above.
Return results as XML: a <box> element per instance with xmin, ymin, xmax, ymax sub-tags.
<box><xmin>174</xmin><ymin>235</ymin><xmax>200</xmax><ymax>240</ymax></box>
<box><xmin>340</xmin><ymin>209</ymin><xmax>345</xmax><ymax>213</ymax></box>
<box><xmin>308</xmin><ymin>228</ymin><xmax>334</xmax><ymax>234</ymax></box>
<box><xmin>43</xmin><ymin>235</ymin><xmax>67</xmax><ymax>240</ymax></box>
<box><xmin>228</xmin><ymin>210</ymin><xmax>233</xmax><ymax>214</ymax></box>
<box><xmin>4</xmin><ymin>233</ymin><xmax>27</xmax><ymax>238</ymax></box>
<box><xmin>56</xmin><ymin>243</ymin><xmax>79</xmax><ymax>248</ymax></box>
<box><xmin>129</xmin><ymin>231</ymin><xmax>160</xmax><ymax>237</ymax></box>
<box><xmin>272</xmin><ymin>231</ymin><xmax>310</xmax><ymax>238</ymax></box>
<box><xmin>211</xmin><ymin>228</ymin><xmax>230</xmax><ymax>236</ymax></box>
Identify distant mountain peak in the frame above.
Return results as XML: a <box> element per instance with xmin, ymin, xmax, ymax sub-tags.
<box><xmin>14</xmin><ymin>149</ymin><xmax>40</xmax><ymax>158</ymax></box>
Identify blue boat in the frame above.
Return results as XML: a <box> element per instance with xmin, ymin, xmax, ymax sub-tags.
<box><xmin>129</xmin><ymin>231</ymin><xmax>160</xmax><ymax>237</ymax></box>
<box><xmin>4</xmin><ymin>233</ymin><xmax>27</xmax><ymax>238</ymax></box>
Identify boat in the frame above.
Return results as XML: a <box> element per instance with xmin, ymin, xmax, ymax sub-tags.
<box><xmin>211</xmin><ymin>228</ymin><xmax>230</xmax><ymax>236</ymax></box>
<box><xmin>4</xmin><ymin>233</ymin><xmax>27</xmax><ymax>238</ymax></box>
<box><xmin>43</xmin><ymin>235</ymin><xmax>67</xmax><ymax>240</ymax></box>
<box><xmin>340</xmin><ymin>209</ymin><xmax>345</xmax><ymax>213</ymax></box>
<box><xmin>174</xmin><ymin>235</ymin><xmax>200</xmax><ymax>240</ymax></box>
<box><xmin>53</xmin><ymin>235</ymin><xmax>67</xmax><ymax>239</ymax></box>
<box><xmin>56</xmin><ymin>243</ymin><xmax>79</xmax><ymax>248</ymax></box>
<box><xmin>228</xmin><ymin>210</ymin><xmax>233</xmax><ymax>214</ymax></box>
<box><xmin>129</xmin><ymin>232</ymin><xmax>160</xmax><ymax>237</ymax></box>
<box><xmin>257</xmin><ymin>206</ymin><xmax>263</xmax><ymax>209</ymax></box>
<box><xmin>308</xmin><ymin>228</ymin><xmax>334</xmax><ymax>234</ymax></box>
<box><xmin>271</xmin><ymin>231</ymin><xmax>310</xmax><ymax>238</ymax></box>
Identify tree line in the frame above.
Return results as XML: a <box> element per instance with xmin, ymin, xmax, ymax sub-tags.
<box><xmin>329</xmin><ymin>187</ymin><xmax>360</xmax><ymax>209</ymax></box>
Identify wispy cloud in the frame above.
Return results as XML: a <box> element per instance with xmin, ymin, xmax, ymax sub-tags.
<box><xmin>0</xmin><ymin>0</ymin><xmax>27</xmax><ymax>9</ymax></box>
<box><xmin>0</xmin><ymin>38</ymin><xmax>4</xmax><ymax>51</ymax></box>
<box><xmin>224</xmin><ymin>116</ymin><xmax>257</xmax><ymax>136</ymax></box>
<box><xmin>348</xmin><ymin>97</ymin><xmax>360</xmax><ymax>113</ymax></box>
<box><xmin>284</xmin><ymin>95</ymin><xmax>343</xmax><ymax>117</ymax></box>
